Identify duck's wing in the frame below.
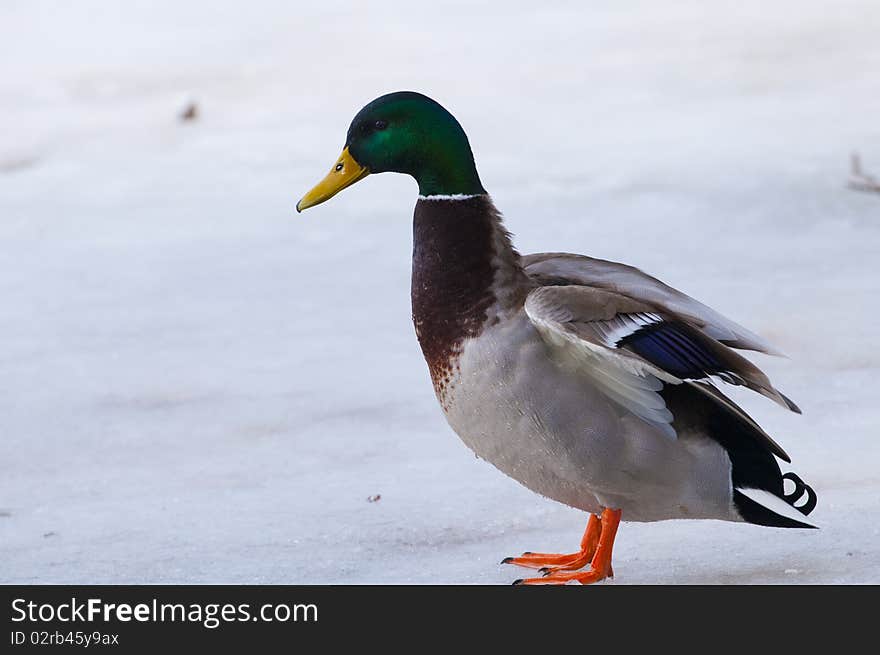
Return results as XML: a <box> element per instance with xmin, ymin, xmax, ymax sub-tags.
<box><xmin>523</xmin><ymin>283</ymin><xmax>800</xmax><ymax>441</ymax></box>
<box><xmin>522</xmin><ymin>252</ymin><xmax>784</xmax><ymax>356</ymax></box>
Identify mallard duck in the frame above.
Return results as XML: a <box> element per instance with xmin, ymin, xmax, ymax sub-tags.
<box><xmin>296</xmin><ymin>91</ymin><xmax>817</xmax><ymax>584</ymax></box>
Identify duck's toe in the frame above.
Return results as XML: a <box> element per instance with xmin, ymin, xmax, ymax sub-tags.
<box><xmin>516</xmin><ymin>564</ymin><xmax>614</xmax><ymax>586</ymax></box>
<box><xmin>501</xmin><ymin>550</ymin><xmax>591</xmax><ymax>571</ymax></box>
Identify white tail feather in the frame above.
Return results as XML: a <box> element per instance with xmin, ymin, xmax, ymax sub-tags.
<box><xmin>736</xmin><ymin>487</ymin><xmax>818</xmax><ymax>527</ymax></box>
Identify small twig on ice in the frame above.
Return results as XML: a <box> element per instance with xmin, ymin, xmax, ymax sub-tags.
<box><xmin>848</xmin><ymin>152</ymin><xmax>880</xmax><ymax>194</ymax></box>
<box><xmin>179</xmin><ymin>102</ymin><xmax>199</xmax><ymax>122</ymax></box>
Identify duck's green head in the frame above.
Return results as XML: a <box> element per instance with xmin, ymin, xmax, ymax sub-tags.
<box><xmin>296</xmin><ymin>91</ymin><xmax>485</xmax><ymax>212</ymax></box>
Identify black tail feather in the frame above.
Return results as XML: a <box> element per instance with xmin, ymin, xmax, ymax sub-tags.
<box><xmin>782</xmin><ymin>472</ymin><xmax>818</xmax><ymax>516</ymax></box>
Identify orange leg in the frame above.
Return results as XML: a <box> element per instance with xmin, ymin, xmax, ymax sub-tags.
<box><xmin>502</xmin><ymin>513</ymin><xmax>602</xmax><ymax>571</ymax></box>
<box><xmin>513</xmin><ymin>508</ymin><xmax>622</xmax><ymax>585</ymax></box>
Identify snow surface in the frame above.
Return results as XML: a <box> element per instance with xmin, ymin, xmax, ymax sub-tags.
<box><xmin>2</xmin><ymin>0</ymin><xmax>879</xmax><ymax>584</ymax></box>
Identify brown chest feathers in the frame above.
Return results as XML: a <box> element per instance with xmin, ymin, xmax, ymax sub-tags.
<box><xmin>410</xmin><ymin>195</ymin><xmax>526</xmax><ymax>405</ymax></box>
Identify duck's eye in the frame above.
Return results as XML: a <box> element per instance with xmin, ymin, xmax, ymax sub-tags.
<box><xmin>374</xmin><ymin>120</ymin><xmax>388</xmax><ymax>130</ymax></box>
<box><xmin>335</xmin><ymin>163</ymin><xmax>344</xmax><ymax>172</ymax></box>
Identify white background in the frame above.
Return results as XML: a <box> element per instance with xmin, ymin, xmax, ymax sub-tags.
<box><xmin>1</xmin><ymin>0</ymin><xmax>878</xmax><ymax>583</ymax></box>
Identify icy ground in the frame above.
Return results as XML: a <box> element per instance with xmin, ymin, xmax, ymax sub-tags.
<box><xmin>2</xmin><ymin>1</ymin><xmax>879</xmax><ymax>584</ymax></box>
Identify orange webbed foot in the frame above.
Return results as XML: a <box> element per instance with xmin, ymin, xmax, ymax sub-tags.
<box><xmin>501</xmin><ymin>513</ymin><xmax>601</xmax><ymax>571</ymax></box>
<box><xmin>513</xmin><ymin>562</ymin><xmax>614</xmax><ymax>586</ymax></box>
<box><xmin>507</xmin><ymin>508</ymin><xmax>621</xmax><ymax>586</ymax></box>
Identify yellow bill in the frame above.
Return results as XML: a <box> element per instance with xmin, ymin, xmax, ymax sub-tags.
<box><xmin>296</xmin><ymin>147</ymin><xmax>369</xmax><ymax>213</ymax></box>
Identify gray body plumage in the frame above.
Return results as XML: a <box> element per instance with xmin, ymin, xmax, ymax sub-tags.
<box><xmin>442</xmin><ymin>312</ymin><xmax>737</xmax><ymax>522</ymax></box>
